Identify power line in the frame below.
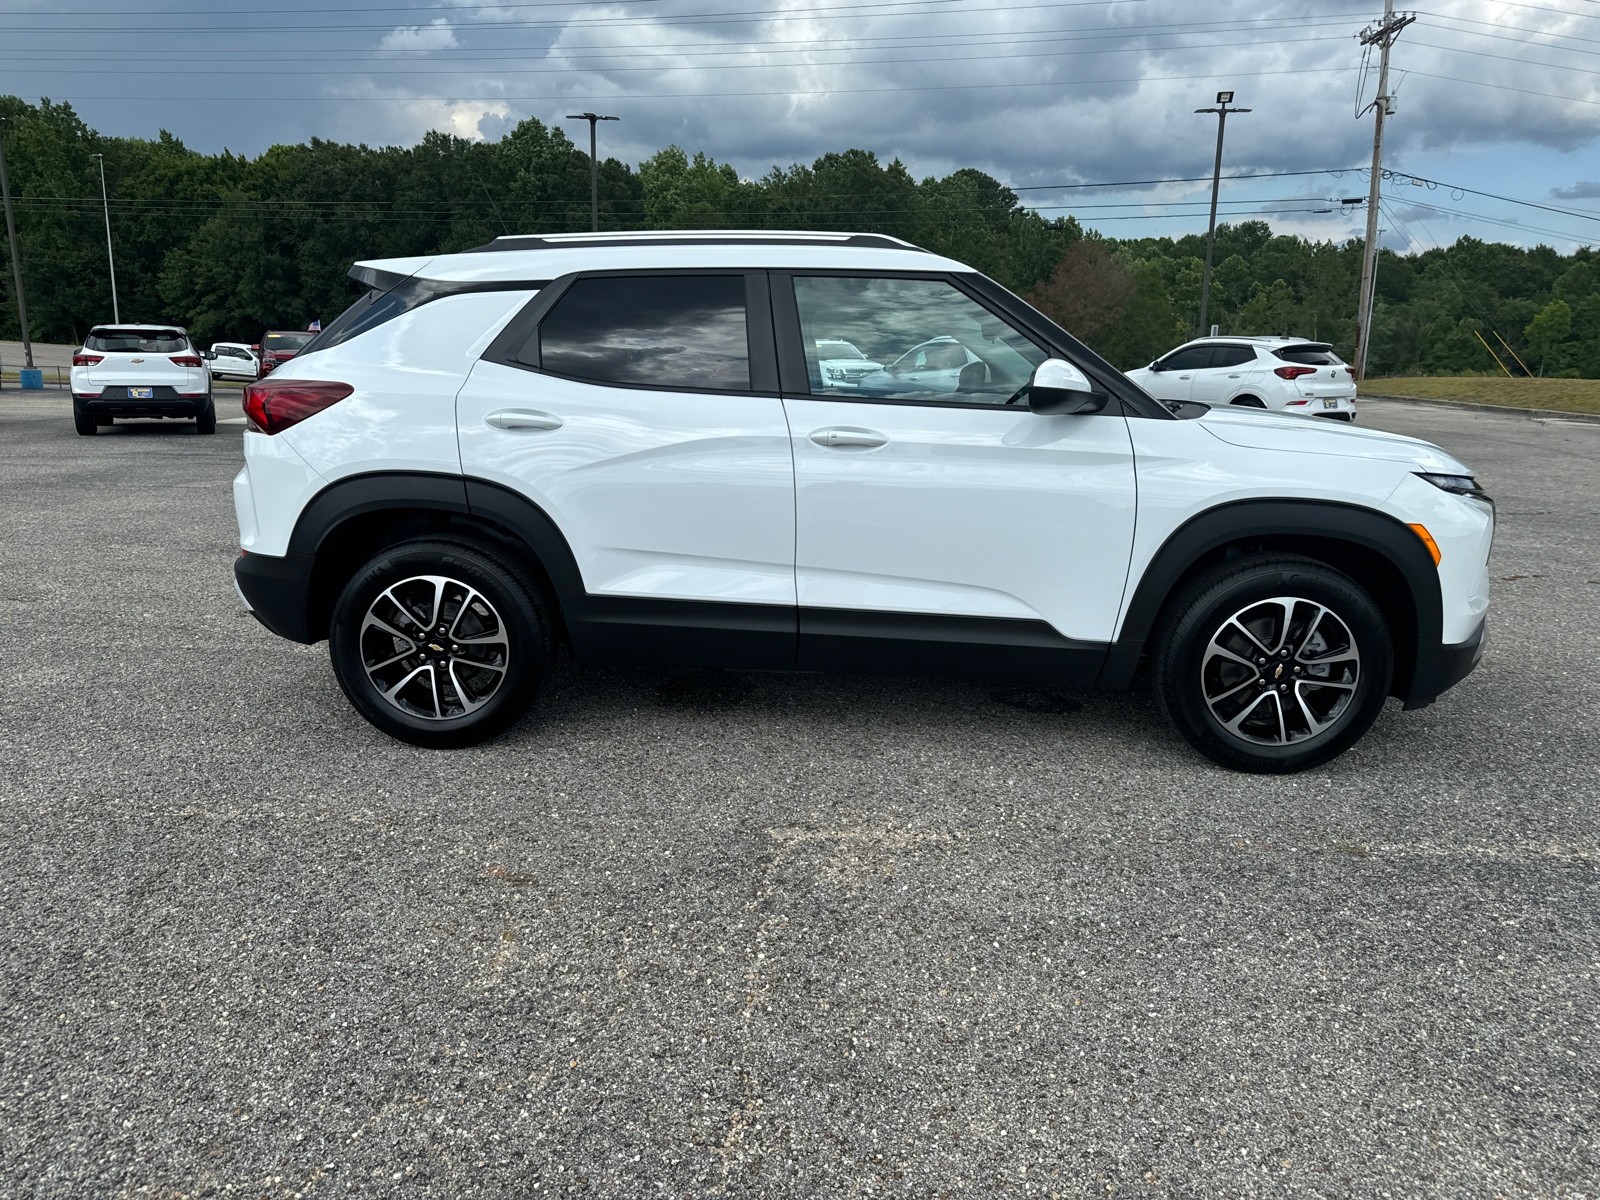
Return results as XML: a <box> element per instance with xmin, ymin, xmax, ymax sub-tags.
<box><xmin>0</xmin><ymin>63</ymin><xmax>1360</xmax><ymax>102</ymax></box>
<box><xmin>0</xmin><ymin>33</ymin><xmax>1359</xmax><ymax>76</ymax></box>
<box><xmin>0</xmin><ymin>12</ymin><xmax>1368</xmax><ymax>60</ymax></box>
<box><xmin>0</xmin><ymin>0</ymin><xmax>1149</xmax><ymax>35</ymax></box>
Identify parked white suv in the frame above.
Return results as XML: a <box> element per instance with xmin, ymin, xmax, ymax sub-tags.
<box><xmin>1126</xmin><ymin>336</ymin><xmax>1357</xmax><ymax>421</ymax></box>
<box><xmin>232</xmin><ymin>231</ymin><xmax>1490</xmax><ymax>772</ymax></box>
<box><xmin>205</xmin><ymin>342</ymin><xmax>260</xmax><ymax>382</ymax></box>
<box><xmin>72</xmin><ymin>324</ymin><xmax>215</xmax><ymax>434</ymax></box>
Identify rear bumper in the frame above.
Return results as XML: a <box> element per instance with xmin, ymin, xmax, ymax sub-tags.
<box><xmin>234</xmin><ymin>551</ymin><xmax>317</xmax><ymax>643</ymax></box>
<box><xmin>77</xmin><ymin>390</ymin><xmax>209</xmax><ymax>418</ymax></box>
<box><xmin>1403</xmin><ymin>616</ymin><xmax>1486</xmax><ymax>710</ymax></box>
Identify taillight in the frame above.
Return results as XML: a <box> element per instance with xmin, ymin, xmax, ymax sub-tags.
<box><xmin>1274</xmin><ymin>365</ymin><xmax>1316</xmax><ymax>380</ymax></box>
<box><xmin>170</xmin><ymin>354</ymin><xmax>203</xmax><ymax>367</ymax></box>
<box><xmin>243</xmin><ymin>379</ymin><xmax>353</xmax><ymax>435</ymax></box>
<box><xmin>73</xmin><ymin>353</ymin><xmax>103</xmax><ymax>366</ymax></box>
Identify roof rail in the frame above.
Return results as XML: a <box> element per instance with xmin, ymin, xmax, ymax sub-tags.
<box><xmin>460</xmin><ymin>230</ymin><xmax>928</xmax><ymax>254</ymax></box>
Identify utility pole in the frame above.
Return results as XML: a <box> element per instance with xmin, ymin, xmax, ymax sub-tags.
<box><xmin>1194</xmin><ymin>90</ymin><xmax>1250</xmax><ymax>337</ymax></box>
<box><xmin>92</xmin><ymin>152</ymin><xmax>120</xmax><ymax>323</ymax></box>
<box><xmin>0</xmin><ymin>118</ymin><xmax>33</xmax><ymax>369</ymax></box>
<box><xmin>565</xmin><ymin>113</ymin><xmax>618</xmax><ymax>232</ymax></box>
<box><xmin>1353</xmin><ymin>0</ymin><xmax>1414</xmax><ymax>379</ymax></box>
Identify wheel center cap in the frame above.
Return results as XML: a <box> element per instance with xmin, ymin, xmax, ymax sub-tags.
<box><xmin>427</xmin><ymin>642</ymin><xmax>445</xmax><ymax>653</ymax></box>
<box><xmin>1270</xmin><ymin>662</ymin><xmax>1286</xmax><ymax>681</ymax></box>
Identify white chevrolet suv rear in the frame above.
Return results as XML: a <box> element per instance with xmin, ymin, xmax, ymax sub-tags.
<box><xmin>232</xmin><ymin>231</ymin><xmax>1491</xmax><ymax>773</ymax></box>
<box><xmin>72</xmin><ymin>324</ymin><xmax>216</xmax><ymax>434</ymax></box>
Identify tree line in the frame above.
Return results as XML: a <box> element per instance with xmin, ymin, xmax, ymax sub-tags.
<box><xmin>0</xmin><ymin>95</ymin><xmax>1594</xmax><ymax>377</ymax></box>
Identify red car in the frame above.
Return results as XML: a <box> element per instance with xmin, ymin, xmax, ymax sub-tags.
<box><xmin>259</xmin><ymin>330</ymin><xmax>317</xmax><ymax>376</ymax></box>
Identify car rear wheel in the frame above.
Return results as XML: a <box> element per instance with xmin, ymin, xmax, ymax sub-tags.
<box><xmin>73</xmin><ymin>404</ymin><xmax>96</xmax><ymax>436</ymax></box>
<box><xmin>329</xmin><ymin>539</ymin><xmax>551</xmax><ymax>749</ymax></box>
<box><xmin>195</xmin><ymin>397</ymin><xmax>217</xmax><ymax>434</ymax></box>
<box><xmin>1152</xmin><ymin>555</ymin><xmax>1393</xmax><ymax>773</ymax></box>
<box><xmin>1231</xmin><ymin>395</ymin><xmax>1266</xmax><ymax>408</ymax></box>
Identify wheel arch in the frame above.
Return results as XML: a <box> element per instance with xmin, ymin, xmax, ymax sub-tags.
<box><xmin>1098</xmin><ymin>499</ymin><xmax>1443</xmax><ymax>703</ymax></box>
<box><xmin>286</xmin><ymin>472</ymin><xmax>582</xmax><ymax>645</ymax></box>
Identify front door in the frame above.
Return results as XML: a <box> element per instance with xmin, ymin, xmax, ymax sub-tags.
<box><xmin>776</xmin><ymin>273</ymin><xmax>1137</xmax><ymax>681</ymax></box>
<box><xmin>1141</xmin><ymin>344</ymin><xmax>1211</xmax><ymax>402</ymax></box>
<box><xmin>456</xmin><ymin>271</ymin><xmax>797</xmax><ymax>666</ymax></box>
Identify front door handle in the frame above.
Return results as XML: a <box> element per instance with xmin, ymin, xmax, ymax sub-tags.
<box><xmin>809</xmin><ymin>427</ymin><xmax>887</xmax><ymax>449</ymax></box>
<box><xmin>486</xmin><ymin>409</ymin><xmax>563</xmax><ymax>431</ymax></box>
<box><xmin>1178</xmin><ymin>374</ymin><xmax>1193</xmax><ymax>380</ymax></box>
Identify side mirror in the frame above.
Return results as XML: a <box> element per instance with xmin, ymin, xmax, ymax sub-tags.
<box><xmin>200</xmin><ymin>351</ymin><xmax>216</xmax><ymax>360</ymax></box>
<box><xmin>1148</xmin><ymin>359</ymin><xmax>1165</xmax><ymax>372</ymax></box>
<box><xmin>1027</xmin><ymin>358</ymin><xmax>1109</xmax><ymax>416</ymax></box>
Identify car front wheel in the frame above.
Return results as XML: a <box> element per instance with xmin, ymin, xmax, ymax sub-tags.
<box><xmin>329</xmin><ymin>539</ymin><xmax>551</xmax><ymax>748</ymax></box>
<box><xmin>1152</xmin><ymin>555</ymin><xmax>1393</xmax><ymax>773</ymax></box>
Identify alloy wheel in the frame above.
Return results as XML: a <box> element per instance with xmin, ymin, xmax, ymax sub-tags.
<box><xmin>359</xmin><ymin>574</ymin><xmax>510</xmax><ymax>720</ymax></box>
<box><xmin>1199</xmin><ymin>595</ymin><xmax>1361</xmax><ymax>746</ymax></box>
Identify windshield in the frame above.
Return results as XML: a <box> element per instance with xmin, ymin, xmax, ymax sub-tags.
<box><xmin>86</xmin><ymin>329</ymin><xmax>187</xmax><ymax>353</ymax></box>
<box><xmin>816</xmin><ymin>340</ymin><xmax>866</xmax><ymax>360</ymax></box>
<box><xmin>264</xmin><ymin>332</ymin><xmax>315</xmax><ymax>353</ymax></box>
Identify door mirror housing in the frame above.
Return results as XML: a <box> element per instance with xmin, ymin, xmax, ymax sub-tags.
<box><xmin>201</xmin><ymin>351</ymin><xmax>216</xmax><ymax>361</ymax></box>
<box><xmin>1027</xmin><ymin>358</ymin><xmax>1109</xmax><ymax>415</ymax></box>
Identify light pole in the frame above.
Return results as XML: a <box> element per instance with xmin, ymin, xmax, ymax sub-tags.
<box><xmin>0</xmin><ymin>117</ymin><xmax>33</xmax><ymax>369</ymax></box>
<box><xmin>565</xmin><ymin>113</ymin><xmax>618</xmax><ymax>233</ymax></box>
<box><xmin>1194</xmin><ymin>90</ymin><xmax>1250</xmax><ymax>336</ymax></box>
<box><xmin>92</xmin><ymin>152</ymin><xmax>119</xmax><ymax>323</ymax></box>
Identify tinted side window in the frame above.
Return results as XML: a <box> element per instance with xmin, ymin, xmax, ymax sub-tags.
<box><xmin>1209</xmin><ymin>345</ymin><xmax>1258</xmax><ymax>368</ymax></box>
<box><xmin>537</xmin><ymin>275</ymin><xmax>750</xmax><ymax>392</ymax></box>
<box><xmin>792</xmin><ymin>276</ymin><xmax>1045</xmax><ymax>406</ymax></box>
<box><xmin>1158</xmin><ymin>346</ymin><xmax>1210</xmax><ymax>371</ymax></box>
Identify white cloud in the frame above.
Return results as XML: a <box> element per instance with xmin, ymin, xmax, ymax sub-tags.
<box><xmin>379</xmin><ymin>18</ymin><xmax>460</xmax><ymax>53</ymax></box>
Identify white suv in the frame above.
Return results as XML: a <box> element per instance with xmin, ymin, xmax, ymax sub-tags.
<box><xmin>232</xmin><ymin>231</ymin><xmax>1490</xmax><ymax>772</ymax></box>
<box><xmin>72</xmin><ymin>324</ymin><xmax>216</xmax><ymax>434</ymax></box>
<box><xmin>1126</xmin><ymin>336</ymin><xmax>1358</xmax><ymax>421</ymax></box>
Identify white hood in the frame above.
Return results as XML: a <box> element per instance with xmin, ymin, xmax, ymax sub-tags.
<box><xmin>1198</xmin><ymin>405</ymin><xmax>1470</xmax><ymax>475</ymax></box>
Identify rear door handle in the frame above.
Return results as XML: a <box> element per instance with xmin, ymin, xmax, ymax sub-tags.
<box><xmin>1228</xmin><ymin>373</ymin><xmax>1242</xmax><ymax>378</ymax></box>
<box><xmin>809</xmin><ymin>427</ymin><xmax>887</xmax><ymax>449</ymax></box>
<box><xmin>486</xmin><ymin>409</ymin><xmax>563</xmax><ymax>431</ymax></box>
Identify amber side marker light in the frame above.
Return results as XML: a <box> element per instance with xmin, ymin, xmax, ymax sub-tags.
<box><xmin>1408</xmin><ymin>523</ymin><xmax>1442</xmax><ymax>567</ymax></box>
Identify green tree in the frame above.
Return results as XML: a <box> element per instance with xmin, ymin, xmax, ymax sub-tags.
<box><xmin>1525</xmin><ymin>298</ymin><xmax>1573</xmax><ymax>374</ymax></box>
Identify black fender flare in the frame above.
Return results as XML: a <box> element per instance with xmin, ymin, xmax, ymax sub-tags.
<box><xmin>242</xmin><ymin>471</ymin><xmax>588</xmax><ymax>644</ymax></box>
<box><xmin>1095</xmin><ymin>499</ymin><xmax>1444</xmax><ymax>704</ymax></box>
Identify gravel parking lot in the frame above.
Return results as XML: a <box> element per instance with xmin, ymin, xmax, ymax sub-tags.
<box><xmin>1</xmin><ymin>391</ymin><xmax>1595</xmax><ymax>1198</ymax></box>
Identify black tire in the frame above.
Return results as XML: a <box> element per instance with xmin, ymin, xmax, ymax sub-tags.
<box><xmin>1231</xmin><ymin>395</ymin><xmax>1267</xmax><ymax>408</ymax></box>
<box><xmin>328</xmin><ymin>539</ymin><xmax>551</xmax><ymax>749</ymax></box>
<box><xmin>73</xmin><ymin>404</ymin><xmax>97</xmax><ymax>436</ymax></box>
<box><xmin>1151</xmin><ymin>555</ymin><xmax>1393</xmax><ymax>773</ymax></box>
<box><xmin>195</xmin><ymin>396</ymin><xmax>217</xmax><ymax>434</ymax></box>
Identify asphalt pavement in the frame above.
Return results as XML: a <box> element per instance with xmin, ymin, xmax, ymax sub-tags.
<box><xmin>1</xmin><ymin>391</ymin><xmax>1595</xmax><ymax>1198</ymax></box>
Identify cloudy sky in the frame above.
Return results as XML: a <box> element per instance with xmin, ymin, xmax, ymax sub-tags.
<box><xmin>4</xmin><ymin>0</ymin><xmax>1598</xmax><ymax>251</ymax></box>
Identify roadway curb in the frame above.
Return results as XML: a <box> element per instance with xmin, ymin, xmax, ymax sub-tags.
<box><xmin>1360</xmin><ymin>392</ymin><xmax>1600</xmax><ymax>425</ymax></box>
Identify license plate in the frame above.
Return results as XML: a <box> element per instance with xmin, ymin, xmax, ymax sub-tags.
<box><xmin>128</xmin><ymin>387</ymin><xmax>153</xmax><ymax>399</ymax></box>
<box><xmin>1323</xmin><ymin>398</ymin><xmax>1339</xmax><ymax>409</ymax></box>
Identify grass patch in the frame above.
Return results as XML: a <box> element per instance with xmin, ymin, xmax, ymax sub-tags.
<box><xmin>1360</xmin><ymin>376</ymin><xmax>1600</xmax><ymax>414</ymax></box>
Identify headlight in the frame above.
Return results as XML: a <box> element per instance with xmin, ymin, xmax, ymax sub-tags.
<box><xmin>826</xmin><ymin>367</ymin><xmax>844</xmax><ymax>380</ymax></box>
<box><xmin>1416</xmin><ymin>472</ymin><xmax>1493</xmax><ymax>505</ymax></box>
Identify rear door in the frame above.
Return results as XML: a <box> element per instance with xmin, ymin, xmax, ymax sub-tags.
<box><xmin>775</xmin><ymin>272</ymin><xmax>1136</xmax><ymax>679</ymax></box>
<box><xmin>456</xmin><ymin>271</ymin><xmax>797</xmax><ymax>667</ymax></box>
<box><xmin>1189</xmin><ymin>343</ymin><xmax>1259</xmax><ymax>403</ymax></box>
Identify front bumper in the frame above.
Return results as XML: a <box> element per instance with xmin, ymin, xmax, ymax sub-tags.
<box><xmin>1402</xmin><ymin>616</ymin><xmax>1486</xmax><ymax>710</ymax></box>
<box><xmin>235</xmin><ymin>551</ymin><xmax>317</xmax><ymax>643</ymax></box>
